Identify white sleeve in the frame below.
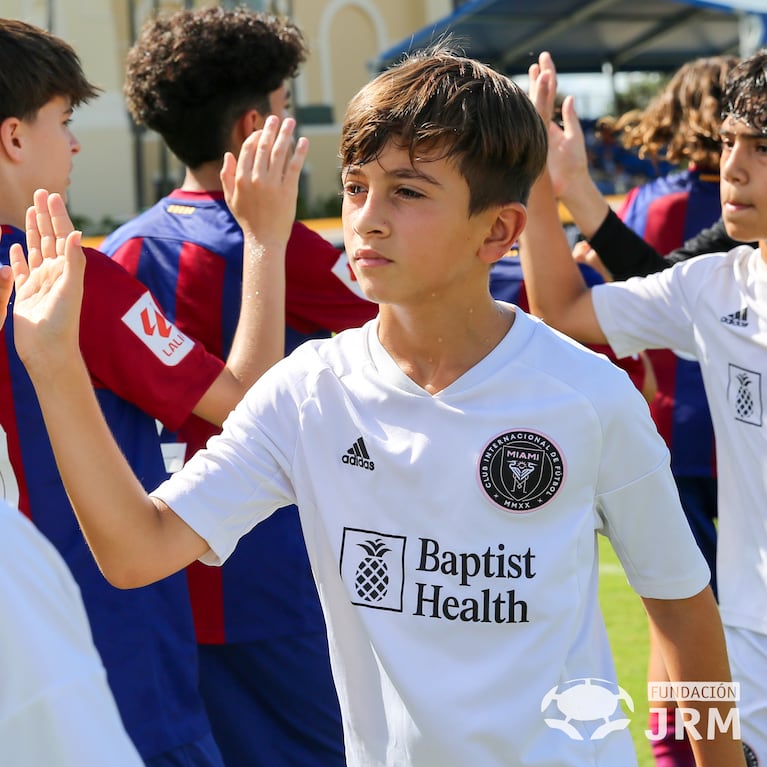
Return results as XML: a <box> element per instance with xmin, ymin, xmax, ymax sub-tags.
<box><xmin>591</xmin><ymin>377</ymin><xmax>711</xmax><ymax>599</ymax></box>
<box><xmin>152</xmin><ymin>368</ymin><xmax>299</xmax><ymax>565</ymax></box>
<box><xmin>592</xmin><ymin>257</ymin><xmax>705</xmax><ymax>359</ymax></box>
<box><xmin>596</xmin><ymin>461</ymin><xmax>710</xmax><ymax>599</ymax></box>
<box><xmin>0</xmin><ymin>505</ymin><xmax>143</xmax><ymax>767</ymax></box>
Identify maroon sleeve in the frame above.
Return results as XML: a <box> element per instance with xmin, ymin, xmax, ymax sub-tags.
<box><xmin>78</xmin><ymin>248</ymin><xmax>224</xmax><ymax>431</ymax></box>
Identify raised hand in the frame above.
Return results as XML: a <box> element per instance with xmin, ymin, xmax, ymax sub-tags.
<box><xmin>221</xmin><ymin>115</ymin><xmax>309</xmax><ymax>246</ymax></box>
<box><xmin>10</xmin><ymin>189</ymin><xmax>85</xmax><ymax>376</ymax></box>
<box><xmin>528</xmin><ymin>50</ymin><xmax>557</xmax><ymax>125</ymax></box>
<box><xmin>528</xmin><ymin>52</ymin><xmax>591</xmax><ymax>202</ymax></box>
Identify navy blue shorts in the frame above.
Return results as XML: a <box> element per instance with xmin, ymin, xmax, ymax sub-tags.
<box><xmin>198</xmin><ymin>632</ymin><xmax>346</xmax><ymax>767</ymax></box>
<box><xmin>675</xmin><ymin>475</ymin><xmax>718</xmax><ymax>598</ymax></box>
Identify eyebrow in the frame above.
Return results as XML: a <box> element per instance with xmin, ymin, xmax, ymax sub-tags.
<box><xmin>720</xmin><ymin>129</ymin><xmax>767</xmax><ymax>141</ymax></box>
<box><xmin>343</xmin><ymin>164</ymin><xmax>443</xmax><ymax>187</ymax></box>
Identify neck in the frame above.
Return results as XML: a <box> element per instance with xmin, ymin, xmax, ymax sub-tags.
<box><xmin>377</xmin><ymin>296</ymin><xmax>514</xmax><ymax>394</ymax></box>
<box><xmin>180</xmin><ymin>162</ymin><xmax>224</xmax><ymax>193</ymax></box>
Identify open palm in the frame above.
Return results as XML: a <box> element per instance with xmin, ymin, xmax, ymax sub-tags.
<box><xmin>11</xmin><ymin>189</ymin><xmax>85</xmax><ymax>374</ymax></box>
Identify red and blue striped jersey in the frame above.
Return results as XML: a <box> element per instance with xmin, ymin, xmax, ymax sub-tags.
<box><xmin>102</xmin><ymin>189</ymin><xmax>377</xmax><ymax>644</ymax></box>
<box><xmin>617</xmin><ymin>168</ymin><xmax>718</xmax><ymax>477</ymax></box>
<box><xmin>0</xmin><ymin>224</ymin><xmax>224</xmax><ymax>761</ymax></box>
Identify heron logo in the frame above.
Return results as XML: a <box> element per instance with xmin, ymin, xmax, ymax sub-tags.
<box><xmin>541</xmin><ymin>678</ymin><xmax>633</xmax><ymax>741</ymax></box>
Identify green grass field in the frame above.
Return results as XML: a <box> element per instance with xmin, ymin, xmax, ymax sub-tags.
<box><xmin>599</xmin><ymin>536</ymin><xmax>654</xmax><ymax>767</ymax></box>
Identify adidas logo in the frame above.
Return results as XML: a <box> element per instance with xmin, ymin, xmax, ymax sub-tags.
<box><xmin>342</xmin><ymin>436</ymin><xmax>375</xmax><ymax>471</ymax></box>
<box><xmin>721</xmin><ymin>307</ymin><xmax>749</xmax><ymax>327</ymax></box>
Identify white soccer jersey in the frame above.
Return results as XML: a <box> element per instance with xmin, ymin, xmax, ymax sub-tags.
<box><xmin>592</xmin><ymin>245</ymin><xmax>767</xmax><ymax>637</ymax></box>
<box><xmin>0</xmin><ymin>503</ymin><xmax>142</xmax><ymax>767</ymax></box>
<box><xmin>155</xmin><ymin>308</ymin><xmax>708</xmax><ymax>767</ymax></box>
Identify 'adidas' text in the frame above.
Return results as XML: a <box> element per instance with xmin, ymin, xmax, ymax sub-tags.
<box><xmin>721</xmin><ymin>307</ymin><xmax>749</xmax><ymax>327</ymax></box>
<box><xmin>342</xmin><ymin>436</ymin><xmax>375</xmax><ymax>471</ymax></box>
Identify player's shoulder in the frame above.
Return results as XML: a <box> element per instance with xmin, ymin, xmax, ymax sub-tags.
<box><xmin>519</xmin><ymin>309</ymin><xmax>643</xmax><ymax>406</ymax></box>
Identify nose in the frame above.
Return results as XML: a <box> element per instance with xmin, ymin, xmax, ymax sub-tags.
<box><xmin>70</xmin><ymin>130</ymin><xmax>81</xmax><ymax>155</ymax></box>
<box><xmin>721</xmin><ymin>140</ymin><xmax>747</xmax><ymax>186</ymax></box>
<box><xmin>350</xmin><ymin>190</ymin><xmax>389</xmax><ymax>238</ymax></box>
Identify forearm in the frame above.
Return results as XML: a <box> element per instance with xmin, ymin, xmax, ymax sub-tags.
<box><xmin>29</xmin><ymin>354</ymin><xmax>207</xmax><ymax>587</ymax></box>
<box><xmin>643</xmin><ymin>589</ymin><xmax>745</xmax><ymax>767</ymax></box>
<box><xmin>518</xmin><ymin>169</ymin><xmax>606</xmax><ymax>344</ymax></box>
<box><xmin>588</xmin><ymin>208</ymin><xmax>668</xmax><ymax>279</ymax></box>
<box><xmin>557</xmin><ymin>172</ymin><xmax>612</xmax><ymax>241</ymax></box>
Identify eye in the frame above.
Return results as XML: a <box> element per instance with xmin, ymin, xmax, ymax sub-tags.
<box><xmin>343</xmin><ymin>183</ymin><xmax>365</xmax><ymax>197</ymax></box>
<box><xmin>396</xmin><ymin>187</ymin><xmax>424</xmax><ymax>199</ymax></box>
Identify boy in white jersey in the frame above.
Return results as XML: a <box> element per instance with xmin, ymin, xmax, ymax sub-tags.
<box><xmin>518</xmin><ymin>49</ymin><xmax>767</xmax><ymax>766</ymax></box>
<box><xmin>11</xmin><ymin>48</ymin><xmax>744</xmax><ymax>767</ymax></box>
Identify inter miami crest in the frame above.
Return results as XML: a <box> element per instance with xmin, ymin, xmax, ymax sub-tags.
<box><xmin>478</xmin><ymin>430</ymin><xmax>564</xmax><ymax>513</ymax></box>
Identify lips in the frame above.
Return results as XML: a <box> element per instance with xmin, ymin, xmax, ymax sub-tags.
<box><xmin>353</xmin><ymin>248</ymin><xmax>390</xmax><ymax>268</ymax></box>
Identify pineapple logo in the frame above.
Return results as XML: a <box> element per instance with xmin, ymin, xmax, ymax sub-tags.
<box><xmin>341</xmin><ymin>528</ymin><xmax>406</xmax><ymax>611</ymax></box>
<box><xmin>735</xmin><ymin>373</ymin><xmax>754</xmax><ymax>419</ymax></box>
<box><xmin>728</xmin><ymin>364</ymin><xmax>762</xmax><ymax>426</ymax></box>
<box><xmin>355</xmin><ymin>539</ymin><xmax>391</xmax><ymax>602</ymax></box>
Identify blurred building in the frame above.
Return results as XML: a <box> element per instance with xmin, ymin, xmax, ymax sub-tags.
<box><xmin>2</xmin><ymin>0</ymin><xmax>452</xmax><ymax>228</ymax></box>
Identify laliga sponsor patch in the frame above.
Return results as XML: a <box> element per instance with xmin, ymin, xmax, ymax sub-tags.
<box><xmin>478</xmin><ymin>430</ymin><xmax>565</xmax><ymax>512</ymax></box>
<box><xmin>121</xmin><ymin>292</ymin><xmax>194</xmax><ymax>366</ymax></box>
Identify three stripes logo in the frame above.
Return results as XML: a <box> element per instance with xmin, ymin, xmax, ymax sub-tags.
<box><xmin>342</xmin><ymin>436</ymin><xmax>375</xmax><ymax>471</ymax></box>
<box><xmin>721</xmin><ymin>307</ymin><xmax>749</xmax><ymax>327</ymax></box>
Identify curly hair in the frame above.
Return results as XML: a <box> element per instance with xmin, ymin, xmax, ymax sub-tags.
<box><xmin>721</xmin><ymin>49</ymin><xmax>767</xmax><ymax>135</ymax></box>
<box><xmin>340</xmin><ymin>46</ymin><xmax>547</xmax><ymax>214</ymax></box>
<box><xmin>617</xmin><ymin>55</ymin><xmax>738</xmax><ymax>169</ymax></box>
<box><xmin>124</xmin><ymin>5</ymin><xmax>307</xmax><ymax>168</ymax></box>
<box><xmin>0</xmin><ymin>18</ymin><xmax>99</xmax><ymax>122</ymax></box>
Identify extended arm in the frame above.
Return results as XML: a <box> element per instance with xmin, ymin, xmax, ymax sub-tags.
<box><xmin>518</xmin><ymin>56</ymin><xmax>606</xmax><ymax>343</ymax></box>
<box><xmin>189</xmin><ymin>115</ymin><xmax>307</xmax><ymax>426</ymax></box>
<box><xmin>642</xmin><ymin>589</ymin><xmax>746</xmax><ymax>767</ymax></box>
<box><xmin>12</xmin><ymin>120</ymin><xmax>304</xmax><ymax>587</ymax></box>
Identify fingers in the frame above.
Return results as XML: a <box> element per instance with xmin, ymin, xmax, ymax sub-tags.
<box><xmin>29</xmin><ymin>189</ymin><xmax>74</xmax><ymax>261</ymax></box>
<box><xmin>561</xmin><ymin>95</ymin><xmax>583</xmax><ymax>140</ymax></box>
<box><xmin>529</xmin><ymin>52</ymin><xmax>557</xmax><ymax>123</ymax></box>
<box><xmin>9</xmin><ymin>241</ymin><xmax>29</xmax><ymax>293</ymax></box>
<box><xmin>0</xmin><ymin>263</ymin><xmax>12</xmax><ymax>328</ymax></box>
<box><xmin>24</xmin><ymin>203</ymin><xmax>42</xmax><ymax>270</ymax></box>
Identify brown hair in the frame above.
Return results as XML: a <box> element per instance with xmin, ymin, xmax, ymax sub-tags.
<box><xmin>617</xmin><ymin>55</ymin><xmax>738</xmax><ymax>168</ymax></box>
<box><xmin>340</xmin><ymin>46</ymin><xmax>547</xmax><ymax>214</ymax></box>
<box><xmin>721</xmin><ymin>48</ymin><xmax>767</xmax><ymax>136</ymax></box>
<box><xmin>0</xmin><ymin>18</ymin><xmax>99</xmax><ymax>122</ymax></box>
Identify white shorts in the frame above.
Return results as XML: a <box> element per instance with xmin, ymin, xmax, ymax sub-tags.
<box><xmin>725</xmin><ymin>624</ymin><xmax>767</xmax><ymax>766</ymax></box>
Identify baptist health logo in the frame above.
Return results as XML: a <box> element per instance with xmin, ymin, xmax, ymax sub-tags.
<box><xmin>541</xmin><ymin>679</ymin><xmax>740</xmax><ymax>742</ymax></box>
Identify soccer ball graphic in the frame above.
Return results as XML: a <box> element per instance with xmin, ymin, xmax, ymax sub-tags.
<box><xmin>541</xmin><ymin>678</ymin><xmax>634</xmax><ymax>741</ymax></box>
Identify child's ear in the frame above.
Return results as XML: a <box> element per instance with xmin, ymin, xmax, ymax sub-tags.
<box><xmin>231</xmin><ymin>109</ymin><xmax>268</xmax><ymax>152</ymax></box>
<box><xmin>0</xmin><ymin>117</ymin><xmax>24</xmax><ymax>161</ymax></box>
<box><xmin>479</xmin><ymin>203</ymin><xmax>527</xmax><ymax>264</ymax></box>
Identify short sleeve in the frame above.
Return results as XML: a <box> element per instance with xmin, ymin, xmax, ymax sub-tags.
<box><xmin>79</xmin><ymin>249</ymin><xmax>224</xmax><ymax>430</ymax></box>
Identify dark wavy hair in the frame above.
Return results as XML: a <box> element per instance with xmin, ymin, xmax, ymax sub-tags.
<box><xmin>124</xmin><ymin>5</ymin><xmax>307</xmax><ymax>167</ymax></box>
<box><xmin>617</xmin><ymin>54</ymin><xmax>738</xmax><ymax>168</ymax></box>
<box><xmin>721</xmin><ymin>49</ymin><xmax>767</xmax><ymax>136</ymax></box>
<box><xmin>0</xmin><ymin>18</ymin><xmax>100</xmax><ymax>122</ymax></box>
<box><xmin>340</xmin><ymin>46</ymin><xmax>547</xmax><ymax>214</ymax></box>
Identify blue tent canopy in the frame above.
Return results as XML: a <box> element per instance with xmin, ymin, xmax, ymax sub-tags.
<box><xmin>373</xmin><ymin>0</ymin><xmax>767</xmax><ymax>75</ymax></box>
